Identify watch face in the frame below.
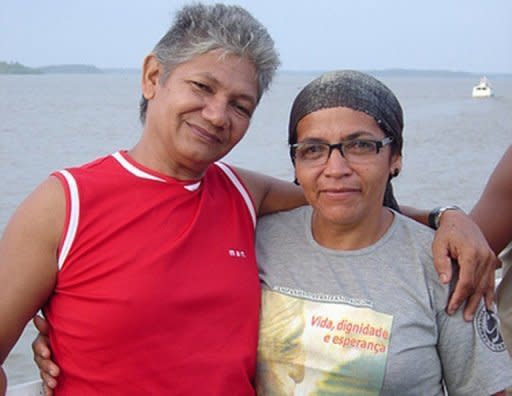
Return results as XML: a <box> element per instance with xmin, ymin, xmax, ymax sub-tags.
<box><xmin>428</xmin><ymin>205</ymin><xmax>461</xmax><ymax>230</ymax></box>
<box><xmin>428</xmin><ymin>208</ymin><xmax>440</xmax><ymax>229</ymax></box>
<box><xmin>434</xmin><ymin>208</ymin><xmax>443</xmax><ymax>229</ymax></box>
<box><xmin>437</xmin><ymin>206</ymin><xmax>462</xmax><ymax>229</ymax></box>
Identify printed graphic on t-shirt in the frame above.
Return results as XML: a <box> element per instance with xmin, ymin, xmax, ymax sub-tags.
<box><xmin>256</xmin><ymin>289</ymin><xmax>393</xmax><ymax>396</ymax></box>
<box><xmin>475</xmin><ymin>304</ymin><xmax>506</xmax><ymax>352</ymax></box>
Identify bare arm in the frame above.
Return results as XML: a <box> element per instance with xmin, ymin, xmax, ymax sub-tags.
<box><xmin>400</xmin><ymin>205</ymin><xmax>497</xmax><ymax>320</ymax></box>
<box><xmin>0</xmin><ymin>177</ymin><xmax>63</xmax><ymax>392</ymax></box>
<box><xmin>233</xmin><ymin>167</ymin><xmax>307</xmax><ymax>216</ymax></box>
<box><xmin>470</xmin><ymin>146</ymin><xmax>512</xmax><ymax>255</ymax></box>
<box><xmin>0</xmin><ymin>369</ymin><xmax>5</xmax><ymax>395</ymax></box>
<box><xmin>399</xmin><ymin>205</ymin><xmax>429</xmax><ymax>226</ymax></box>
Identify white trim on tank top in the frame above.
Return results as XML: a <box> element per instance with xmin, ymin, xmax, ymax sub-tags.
<box><xmin>55</xmin><ymin>155</ymin><xmax>256</xmax><ymax>270</ymax></box>
<box><xmin>56</xmin><ymin>170</ymin><xmax>80</xmax><ymax>270</ymax></box>
<box><xmin>214</xmin><ymin>162</ymin><xmax>256</xmax><ymax>228</ymax></box>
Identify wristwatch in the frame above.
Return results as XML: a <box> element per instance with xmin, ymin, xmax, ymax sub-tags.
<box><xmin>428</xmin><ymin>205</ymin><xmax>463</xmax><ymax>230</ymax></box>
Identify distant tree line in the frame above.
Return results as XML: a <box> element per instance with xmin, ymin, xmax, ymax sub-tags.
<box><xmin>0</xmin><ymin>61</ymin><xmax>42</xmax><ymax>74</ymax></box>
<box><xmin>0</xmin><ymin>61</ymin><xmax>103</xmax><ymax>74</ymax></box>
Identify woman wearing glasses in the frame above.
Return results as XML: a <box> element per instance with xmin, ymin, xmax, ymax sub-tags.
<box><xmin>255</xmin><ymin>70</ymin><xmax>512</xmax><ymax>395</ymax></box>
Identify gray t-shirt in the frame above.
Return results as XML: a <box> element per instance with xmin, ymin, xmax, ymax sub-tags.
<box><xmin>255</xmin><ymin>206</ymin><xmax>512</xmax><ymax>396</ymax></box>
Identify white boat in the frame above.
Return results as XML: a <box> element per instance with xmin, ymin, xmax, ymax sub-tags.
<box><xmin>472</xmin><ymin>76</ymin><xmax>493</xmax><ymax>98</ymax></box>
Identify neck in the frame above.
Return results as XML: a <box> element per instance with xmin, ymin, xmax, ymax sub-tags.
<box><xmin>311</xmin><ymin>207</ymin><xmax>394</xmax><ymax>250</ymax></box>
<box><xmin>129</xmin><ymin>135</ymin><xmax>207</xmax><ymax>181</ymax></box>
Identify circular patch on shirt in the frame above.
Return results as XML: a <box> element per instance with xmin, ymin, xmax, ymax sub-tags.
<box><xmin>475</xmin><ymin>305</ymin><xmax>506</xmax><ymax>352</ymax></box>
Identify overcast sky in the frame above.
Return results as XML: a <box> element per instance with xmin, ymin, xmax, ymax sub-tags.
<box><xmin>1</xmin><ymin>0</ymin><xmax>511</xmax><ymax>73</ymax></box>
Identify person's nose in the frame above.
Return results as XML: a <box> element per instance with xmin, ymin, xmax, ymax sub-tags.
<box><xmin>203</xmin><ymin>96</ymin><xmax>229</xmax><ymax>128</ymax></box>
<box><xmin>324</xmin><ymin>147</ymin><xmax>352</xmax><ymax>177</ymax></box>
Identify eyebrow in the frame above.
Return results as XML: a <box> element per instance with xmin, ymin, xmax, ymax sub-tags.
<box><xmin>196</xmin><ymin>72</ymin><xmax>257</xmax><ymax>106</ymax></box>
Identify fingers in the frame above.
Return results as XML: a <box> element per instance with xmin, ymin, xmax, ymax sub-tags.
<box><xmin>33</xmin><ymin>314</ymin><xmax>50</xmax><ymax>335</ymax></box>
<box><xmin>483</xmin><ymin>270</ymin><xmax>496</xmax><ymax>310</ymax></box>
<box><xmin>34</xmin><ymin>350</ymin><xmax>60</xmax><ymax>391</ymax></box>
<box><xmin>447</xmin><ymin>279</ymin><xmax>475</xmax><ymax>316</ymax></box>
<box><xmin>43</xmin><ymin>384</ymin><xmax>54</xmax><ymax>396</ymax></box>
<box><xmin>462</xmin><ymin>292</ymin><xmax>483</xmax><ymax>321</ymax></box>
<box><xmin>461</xmin><ymin>269</ymin><xmax>496</xmax><ymax>321</ymax></box>
<box><xmin>32</xmin><ymin>333</ymin><xmax>51</xmax><ymax>360</ymax></box>
<box><xmin>41</xmin><ymin>371</ymin><xmax>58</xmax><ymax>393</ymax></box>
<box><xmin>452</xmin><ymin>263</ymin><xmax>495</xmax><ymax>321</ymax></box>
<box><xmin>33</xmin><ymin>347</ymin><xmax>60</xmax><ymax>377</ymax></box>
<box><xmin>444</xmin><ymin>240</ymin><xmax>497</xmax><ymax>317</ymax></box>
<box><xmin>446</xmin><ymin>252</ymin><xmax>480</xmax><ymax>316</ymax></box>
<box><xmin>432</xmin><ymin>242</ymin><xmax>452</xmax><ymax>284</ymax></box>
<box><xmin>32</xmin><ymin>330</ymin><xmax>60</xmax><ymax>390</ymax></box>
<box><xmin>447</xmin><ymin>260</ymin><xmax>497</xmax><ymax>318</ymax></box>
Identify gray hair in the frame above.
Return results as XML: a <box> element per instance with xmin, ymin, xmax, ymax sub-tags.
<box><xmin>139</xmin><ymin>3</ymin><xmax>280</xmax><ymax>123</ymax></box>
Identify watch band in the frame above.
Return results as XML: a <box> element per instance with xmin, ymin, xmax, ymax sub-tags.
<box><xmin>428</xmin><ymin>205</ymin><xmax>463</xmax><ymax>230</ymax></box>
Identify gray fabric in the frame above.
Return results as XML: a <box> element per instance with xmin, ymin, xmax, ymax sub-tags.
<box><xmin>498</xmin><ymin>244</ymin><xmax>512</xmax><ymax>351</ymax></box>
<box><xmin>498</xmin><ymin>245</ymin><xmax>512</xmax><ymax>396</ymax></box>
<box><xmin>256</xmin><ymin>206</ymin><xmax>512</xmax><ymax>395</ymax></box>
<box><xmin>288</xmin><ymin>70</ymin><xmax>403</xmax><ymax>144</ymax></box>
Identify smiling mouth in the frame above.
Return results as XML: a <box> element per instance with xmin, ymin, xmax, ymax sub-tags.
<box><xmin>320</xmin><ymin>188</ymin><xmax>360</xmax><ymax>199</ymax></box>
<box><xmin>189</xmin><ymin>123</ymin><xmax>222</xmax><ymax>144</ymax></box>
<box><xmin>322</xmin><ymin>187</ymin><xmax>360</xmax><ymax>194</ymax></box>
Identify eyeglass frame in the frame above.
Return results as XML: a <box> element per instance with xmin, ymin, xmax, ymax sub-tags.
<box><xmin>290</xmin><ymin>136</ymin><xmax>394</xmax><ymax>165</ymax></box>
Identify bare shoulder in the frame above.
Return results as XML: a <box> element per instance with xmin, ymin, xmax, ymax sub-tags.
<box><xmin>7</xmin><ymin>176</ymin><xmax>66</xmax><ymax>239</ymax></box>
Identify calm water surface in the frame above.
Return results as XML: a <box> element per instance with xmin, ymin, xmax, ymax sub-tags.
<box><xmin>1</xmin><ymin>72</ymin><xmax>511</xmax><ymax>385</ymax></box>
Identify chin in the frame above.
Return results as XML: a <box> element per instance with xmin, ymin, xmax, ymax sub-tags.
<box><xmin>316</xmin><ymin>206</ymin><xmax>361</xmax><ymax>225</ymax></box>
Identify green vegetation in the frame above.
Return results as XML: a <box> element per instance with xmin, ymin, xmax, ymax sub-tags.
<box><xmin>0</xmin><ymin>61</ymin><xmax>103</xmax><ymax>74</ymax></box>
<box><xmin>38</xmin><ymin>64</ymin><xmax>102</xmax><ymax>74</ymax></box>
<box><xmin>0</xmin><ymin>61</ymin><xmax>42</xmax><ymax>74</ymax></box>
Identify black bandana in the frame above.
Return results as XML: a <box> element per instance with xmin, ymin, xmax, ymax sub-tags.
<box><xmin>288</xmin><ymin>70</ymin><xmax>403</xmax><ymax>152</ymax></box>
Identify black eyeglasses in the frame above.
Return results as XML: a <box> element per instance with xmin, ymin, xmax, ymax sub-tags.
<box><xmin>290</xmin><ymin>137</ymin><xmax>393</xmax><ymax>166</ymax></box>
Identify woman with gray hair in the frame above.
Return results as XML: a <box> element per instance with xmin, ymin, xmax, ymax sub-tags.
<box><xmin>0</xmin><ymin>3</ymin><xmax>305</xmax><ymax>394</ymax></box>
<box><xmin>255</xmin><ymin>70</ymin><xmax>512</xmax><ymax>395</ymax></box>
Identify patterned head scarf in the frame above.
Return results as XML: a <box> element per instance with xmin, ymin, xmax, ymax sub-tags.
<box><xmin>288</xmin><ymin>70</ymin><xmax>403</xmax><ymax>153</ymax></box>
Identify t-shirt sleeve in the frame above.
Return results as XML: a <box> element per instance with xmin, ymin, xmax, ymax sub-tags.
<box><xmin>436</xmin><ymin>297</ymin><xmax>512</xmax><ymax>394</ymax></box>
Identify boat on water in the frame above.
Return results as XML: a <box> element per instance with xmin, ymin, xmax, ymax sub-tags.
<box><xmin>472</xmin><ymin>76</ymin><xmax>493</xmax><ymax>98</ymax></box>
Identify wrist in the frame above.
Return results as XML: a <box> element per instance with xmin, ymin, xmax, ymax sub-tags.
<box><xmin>428</xmin><ymin>205</ymin><xmax>463</xmax><ymax>230</ymax></box>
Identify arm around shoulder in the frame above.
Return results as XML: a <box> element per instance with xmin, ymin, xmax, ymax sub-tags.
<box><xmin>0</xmin><ymin>176</ymin><xmax>64</xmax><ymax>388</ymax></box>
<box><xmin>470</xmin><ymin>145</ymin><xmax>512</xmax><ymax>255</ymax></box>
<box><xmin>233</xmin><ymin>167</ymin><xmax>307</xmax><ymax>217</ymax></box>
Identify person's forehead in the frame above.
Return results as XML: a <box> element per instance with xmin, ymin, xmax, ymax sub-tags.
<box><xmin>298</xmin><ymin>107</ymin><xmax>382</xmax><ymax>130</ymax></box>
<box><xmin>177</xmin><ymin>51</ymin><xmax>258</xmax><ymax>93</ymax></box>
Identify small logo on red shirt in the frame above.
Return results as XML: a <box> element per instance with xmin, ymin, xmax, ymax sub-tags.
<box><xmin>229</xmin><ymin>249</ymin><xmax>247</xmax><ymax>258</ymax></box>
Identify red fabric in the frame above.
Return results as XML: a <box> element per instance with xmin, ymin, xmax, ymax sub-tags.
<box><xmin>45</xmin><ymin>152</ymin><xmax>259</xmax><ymax>395</ymax></box>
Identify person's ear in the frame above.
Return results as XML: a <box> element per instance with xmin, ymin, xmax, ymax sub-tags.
<box><xmin>141</xmin><ymin>54</ymin><xmax>161</xmax><ymax>100</ymax></box>
<box><xmin>293</xmin><ymin>171</ymin><xmax>300</xmax><ymax>185</ymax></box>
<box><xmin>390</xmin><ymin>154</ymin><xmax>402</xmax><ymax>178</ymax></box>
